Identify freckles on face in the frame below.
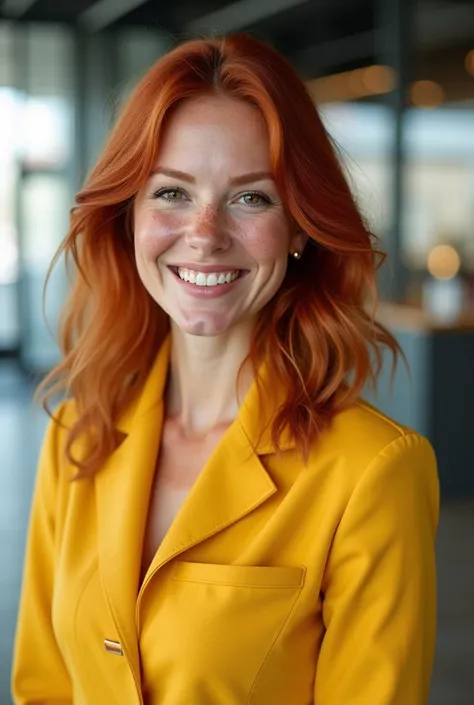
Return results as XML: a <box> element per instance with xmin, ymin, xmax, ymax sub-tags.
<box><xmin>233</xmin><ymin>215</ymin><xmax>290</xmax><ymax>263</ymax></box>
<box><xmin>194</xmin><ymin>203</ymin><xmax>219</xmax><ymax>231</ymax></box>
<box><xmin>136</xmin><ymin>208</ymin><xmax>186</xmax><ymax>258</ymax></box>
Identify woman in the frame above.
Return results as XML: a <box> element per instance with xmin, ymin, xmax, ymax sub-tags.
<box><xmin>12</xmin><ymin>34</ymin><xmax>439</xmax><ymax>705</ymax></box>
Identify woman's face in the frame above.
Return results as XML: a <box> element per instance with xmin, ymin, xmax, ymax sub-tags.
<box><xmin>133</xmin><ymin>95</ymin><xmax>304</xmax><ymax>337</ymax></box>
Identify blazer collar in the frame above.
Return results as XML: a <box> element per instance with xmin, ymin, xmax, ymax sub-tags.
<box><xmin>238</xmin><ymin>359</ymin><xmax>296</xmax><ymax>455</ymax></box>
<box><xmin>115</xmin><ymin>335</ymin><xmax>171</xmax><ymax>436</ymax></box>
<box><xmin>115</xmin><ymin>334</ymin><xmax>295</xmax><ymax>455</ymax></box>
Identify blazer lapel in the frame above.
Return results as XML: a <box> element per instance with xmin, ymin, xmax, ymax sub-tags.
<box><xmin>145</xmin><ymin>418</ymin><xmax>277</xmax><ymax>577</ymax></box>
<box><xmin>139</xmin><ymin>361</ymin><xmax>293</xmax><ymax>582</ymax></box>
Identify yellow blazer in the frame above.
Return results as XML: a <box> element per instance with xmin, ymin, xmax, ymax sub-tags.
<box><xmin>12</xmin><ymin>338</ymin><xmax>439</xmax><ymax>705</ymax></box>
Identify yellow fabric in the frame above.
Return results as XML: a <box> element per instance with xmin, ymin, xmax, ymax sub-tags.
<box><xmin>12</xmin><ymin>339</ymin><xmax>439</xmax><ymax>705</ymax></box>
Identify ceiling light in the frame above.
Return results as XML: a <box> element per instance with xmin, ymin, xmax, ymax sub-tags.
<box><xmin>427</xmin><ymin>245</ymin><xmax>461</xmax><ymax>280</ymax></box>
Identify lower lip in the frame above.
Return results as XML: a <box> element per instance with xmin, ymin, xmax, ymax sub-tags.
<box><xmin>169</xmin><ymin>268</ymin><xmax>247</xmax><ymax>298</ymax></box>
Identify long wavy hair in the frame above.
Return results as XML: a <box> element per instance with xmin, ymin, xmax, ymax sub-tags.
<box><xmin>38</xmin><ymin>33</ymin><xmax>400</xmax><ymax>476</ymax></box>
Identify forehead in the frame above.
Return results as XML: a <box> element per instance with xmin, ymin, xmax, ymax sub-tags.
<box><xmin>156</xmin><ymin>96</ymin><xmax>271</xmax><ymax>171</ymax></box>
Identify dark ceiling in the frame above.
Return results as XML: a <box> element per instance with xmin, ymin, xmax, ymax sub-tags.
<box><xmin>1</xmin><ymin>0</ymin><xmax>474</xmax><ymax>79</ymax></box>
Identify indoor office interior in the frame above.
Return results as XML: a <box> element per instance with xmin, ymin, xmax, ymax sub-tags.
<box><xmin>0</xmin><ymin>0</ymin><xmax>473</xmax><ymax>703</ymax></box>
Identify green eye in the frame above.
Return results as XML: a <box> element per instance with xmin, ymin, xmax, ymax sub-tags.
<box><xmin>244</xmin><ymin>194</ymin><xmax>261</xmax><ymax>205</ymax></box>
<box><xmin>164</xmin><ymin>190</ymin><xmax>181</xmax><ymax>200</ymax></box>
<box><xmin>153</xmin><ymin>188</ymin><xmax>185</xmax><ymax>201</ymax></box>
<box><xmin>240</xmin><ymin>192</ymin><xmax>271</xmax><ymax>207</ymax></box>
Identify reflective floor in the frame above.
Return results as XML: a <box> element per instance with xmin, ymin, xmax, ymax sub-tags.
<box><xmin>1</xmin><ymin>360</ymin><xmax>473</xmax><ymax>705</ymax></box>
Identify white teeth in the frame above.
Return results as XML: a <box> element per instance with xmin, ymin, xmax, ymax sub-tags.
<box><xmin>177</xmin><ymin>268</ymin><xmax>241</xmax><ymax>287</ymax></box>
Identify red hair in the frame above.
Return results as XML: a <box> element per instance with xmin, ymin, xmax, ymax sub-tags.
<box><xmin>38</xmin><ymin>33</ymin><xmax>399</xmax><ymax>475</ymax></box>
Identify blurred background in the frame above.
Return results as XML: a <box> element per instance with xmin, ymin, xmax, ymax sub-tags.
<box><xmin>0</xmin><ymin>0</ymin><xmax>473</xmax><ymax>703</ymax></box>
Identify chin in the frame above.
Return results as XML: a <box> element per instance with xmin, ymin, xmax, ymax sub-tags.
<box><xmin>172</xmin><ymin>313</ymin><xmax>236</xmax><ymax>338</ymax></box>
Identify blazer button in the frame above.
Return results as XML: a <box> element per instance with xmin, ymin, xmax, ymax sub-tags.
<box><xmin>104</xmin><ymin>639</ymin><xmax>124</xmax><ymax>656</ymax></box>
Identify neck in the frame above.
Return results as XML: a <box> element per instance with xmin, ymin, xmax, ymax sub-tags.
<box><xmin>165</xmin><ymin>320</ymin><xmax>255</xmax><ymax>435</ymax></box>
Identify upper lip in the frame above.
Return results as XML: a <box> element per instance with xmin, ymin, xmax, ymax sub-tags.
<box><xmin>168</xmin><ymin>263</ymin><xmax>246</xmax><ymax>273</ymax></box>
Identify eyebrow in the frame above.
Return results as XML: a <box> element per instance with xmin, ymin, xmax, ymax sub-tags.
<box><xmin>151</xmin><ymin>167</ymin><xmax>274</xmax><ymax>186</ymax></box>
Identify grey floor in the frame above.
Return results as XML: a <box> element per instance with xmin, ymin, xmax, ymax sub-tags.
<box><xmin>1</xmin><ymin>360</ymin><xmax>473</xmax><ymax>705</ymax></box>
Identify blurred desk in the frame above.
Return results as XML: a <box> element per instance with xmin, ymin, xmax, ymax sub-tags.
<box><xmin>363</xmin><ymin>303</ymin><xmax>474</xmax><ymax>497</ymax></box>
<box><xmin>377</xmin><ymin>302</ymin><xmax>474</xmax><ymax>333</ymax></box>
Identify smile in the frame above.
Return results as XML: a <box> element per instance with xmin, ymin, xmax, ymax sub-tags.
<box><xmin>174</xmin><ymin>267</ymin><xmax>243</xmax><ymax>287</ymax></box>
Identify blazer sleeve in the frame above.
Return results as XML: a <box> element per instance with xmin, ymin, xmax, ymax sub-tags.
<box><xmin>11</xmin><ymin>404</ymin><xmax>73</xmax><ymax>705</ymax></box>
<box><xmin>314</xmin><ymin>432</ymin><xmax>439</xmax><ymax>705</ymax></box>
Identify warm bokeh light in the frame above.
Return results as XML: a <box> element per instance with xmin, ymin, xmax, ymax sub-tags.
<box><xmin>427</xmin><ymin>244</ymin><xmax>461</xmax><ymax>280</ymax></box>
<box><xmin>307</xmin><ymin>73</ymin><xmax>352</xmax><ymax>103</ymax></box>
<box><xmin>308</xmin><ymin>65</ymin><xmax>396</xmax><ymax>103</ymax></box>
<box><xmin>347</xmin><ymin>69</ymin><xmax>368</xmax><ymax>98</ymax></box>
<box><xmin>465</xmin><ymin>50</ymin><xmax>474</xmax><ymax>77</ymax></box>
<box><xmin>362</xmin><ymin>65</ymin><xmax>397</xmax><ymax>94</ymax></box>
<box><xmin>409</xmin><ymin>80</ymin><xmax>445</xmax><ymax>108</ymax></box>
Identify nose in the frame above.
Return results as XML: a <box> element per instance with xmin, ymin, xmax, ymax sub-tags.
<box><xmin>184</xmin><ymin>203</ymin><xmax>230</xmax><ymax>254</ymax></box>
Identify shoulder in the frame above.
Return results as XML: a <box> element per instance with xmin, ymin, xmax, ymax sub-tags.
<box><xmin>331</xmin><ymin>398</ymin><xmax>419</xmax><ymax>447</ymax></box>
<box><xmin>306</xmin><ymin>400</ymin><xmax>438</xmax><ymax>509</ymax></box>
<box><xmin>42</xmin><ymin>398</ymin><xmax>78</xmax><ymax>445</ymax></box>
<box><xmin>317</xmin><ymin>398</ymin><xmax>436</xmax><ymax>463</ymax></box>
<box><xmin>38</xmin><ymin>398</ymin><xmax>80</xmax><ymax>478</ymax></box>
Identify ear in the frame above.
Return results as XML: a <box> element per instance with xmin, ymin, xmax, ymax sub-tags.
<box><xmin>289</xmin><ymin>231</ymin><xmax>308</xmax><ymax>258</ymax></box>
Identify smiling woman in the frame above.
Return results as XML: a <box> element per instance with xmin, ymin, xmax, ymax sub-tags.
<box><xmin>12</xmin><ymin>34</ymin><xmax>438</xmax><ymax>705</ymax></box>
<box><xmin>133</xmin><ymin>95</ymin><xmax>299</xmax><ymax>336</ymax></box>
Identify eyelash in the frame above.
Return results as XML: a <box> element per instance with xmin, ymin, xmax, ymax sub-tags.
<box><xmin>152</xmin><ymin>187</ymin><xmax>273</xmax><ymax>208</ymax></box>
<box><xmin>152</xmin><ymin>187</ymin><xmax>187</xmax><ymax>203</ymax></box>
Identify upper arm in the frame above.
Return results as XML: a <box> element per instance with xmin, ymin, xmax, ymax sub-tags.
<box><xmin>315</xmin><ymin>432</ymin><xmax>439</xmax><ymax>705</ymax></box>
<box><xmin>12</xmin><ymin>404</ymin><xmax>73</xmax><ymax>704</ymax></box>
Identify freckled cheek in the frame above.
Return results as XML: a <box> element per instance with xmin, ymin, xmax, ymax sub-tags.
<box><xmin>235</xmin><ymin>220</ymin><xmax>290</xmax><ymax>261</ymax></box>
<box><xmin>134</xmin><ymin>210</ymin><xmax>186</xmax><ymax>259</ymax></box>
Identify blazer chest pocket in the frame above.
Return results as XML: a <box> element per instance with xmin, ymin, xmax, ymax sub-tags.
<box><xmin>139</xmin><ymin>562</ymin><xmax>306</xmax><ymax>702</ymax></box>
<box><xmin>173</xmin><ymin>561</ymin><xmax>305</xmax><ymax>588</ymax></box>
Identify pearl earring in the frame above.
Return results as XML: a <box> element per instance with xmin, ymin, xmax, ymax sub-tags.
<box><xmin>292</xmin><ymin>251</ymin><xmax>301</xmax><ymax>260</ymax></box>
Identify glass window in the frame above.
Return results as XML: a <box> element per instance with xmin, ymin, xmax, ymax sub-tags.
<box><xmin>0</xmin><ymin>23</ymin><xmax>21</xmax><ymax>348</ymax></box>
<box><xmin>403</xmin><ymin>108</ymin><xmax>474</xmax><ymax>273</ymax></box>
<box><xmin>16</xmin><ymin>24</ymin><xmax>75</xmax><ymax>368</ymax></box>
<box><xmin>19</xmin><ymin>173</ymin><xmax>71</xmax><ymax>370</ymax></box>
<box><xmin>321</xmin><ymin>102</ymin><xmax>395</xmax><ymax>243</ymax></box>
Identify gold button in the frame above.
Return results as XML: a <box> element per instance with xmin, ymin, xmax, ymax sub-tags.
<box><xmin>104</xmin><ymin>639</ymin><xmax>123</xmax><ymax>656</ymax></box>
